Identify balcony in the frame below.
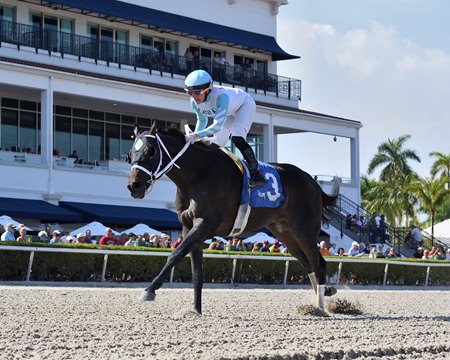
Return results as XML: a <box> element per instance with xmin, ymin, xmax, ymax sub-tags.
<box><xmin>0</xmin><ymin>19</ymin><xmax>301</xmax><ymax>100</ymax></box>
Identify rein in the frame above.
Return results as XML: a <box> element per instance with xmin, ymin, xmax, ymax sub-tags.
<box><xmin>131</xmin><ymin>133</ymin><xmax>190</xmax><ymax>192</ymax></box>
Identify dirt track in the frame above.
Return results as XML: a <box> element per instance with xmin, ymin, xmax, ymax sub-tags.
<box><xmin>0</xmin><ymin>283</ymin><xmax>449</xmax><ymax>359</ymax></box>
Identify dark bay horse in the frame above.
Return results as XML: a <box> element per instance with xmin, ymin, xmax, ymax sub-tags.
<box><xmin>127</xmin><ymin>124</ymin><xmax>340</xmax><ymax>314</ymax></box>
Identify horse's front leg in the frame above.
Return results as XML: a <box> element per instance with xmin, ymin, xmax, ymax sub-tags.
<box><xmin>190</xmin><ymin>243</ymin><xmax>203</xmax><ymax>314</ymax></box>
<box><xmin>141</xmin><ymin>218</ymin><xmax>212</xmax><ymax>306</ymax></box>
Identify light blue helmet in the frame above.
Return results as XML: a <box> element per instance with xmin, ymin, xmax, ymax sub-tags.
<box><xmin>184</xmin><ymin>70</ymin><xmax>212</xmax><ymax>92</ymax></box>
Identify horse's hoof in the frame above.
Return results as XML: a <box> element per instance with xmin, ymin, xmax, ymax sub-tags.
<box><xmin>140</xmin><ymin>290</ymin><xmax>156</xmax><ymax>302</ymax></box>
<box><xmin>324</xmin><ymin>286</ymin><xmax>337</xmax><ymax>297</ymax></box>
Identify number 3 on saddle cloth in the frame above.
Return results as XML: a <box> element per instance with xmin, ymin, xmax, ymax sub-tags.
<box><xmin>228</xmin><ymin>157</ymin><xmax>285</xmax><ymax>237</ymax></box>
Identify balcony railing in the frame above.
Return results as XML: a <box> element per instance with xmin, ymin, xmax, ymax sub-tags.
<box><xmin>0</xmin><ymin>19</ymin><xmax>301</xmax><ymax>100</ymax></box>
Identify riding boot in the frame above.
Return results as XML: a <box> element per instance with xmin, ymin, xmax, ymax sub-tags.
<box><xmin>241</xmin><ymin>148</ymin><xmax>267</xmax><ymax>188</ymax></box>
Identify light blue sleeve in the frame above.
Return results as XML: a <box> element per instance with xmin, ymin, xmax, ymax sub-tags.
<box><xmin>191</xmin><ymin>99</ymin><xmax>208</xmax><ymax>133</ymax></box>
<box><xmin>196</xmin><ymin>93</ymin><xmax>229</xmax><ymax>138</ymax></box>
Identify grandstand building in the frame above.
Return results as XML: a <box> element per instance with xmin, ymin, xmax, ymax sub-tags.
<box><xmin>0</xmin><ymin>0</ymin><xmax>362</xmax><ymax>232</ymax></box>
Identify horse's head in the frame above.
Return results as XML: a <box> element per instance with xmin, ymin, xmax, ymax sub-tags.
<box><xmin>127</xmin><ymin>124</ymin><xmax>161</xmax><ymax>199</ymax></box>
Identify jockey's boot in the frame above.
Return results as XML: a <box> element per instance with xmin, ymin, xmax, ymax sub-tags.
<box><xmin>241</xmin><ymin>148</ymin><xmax>267</xmax><ymax>188</ymax></box>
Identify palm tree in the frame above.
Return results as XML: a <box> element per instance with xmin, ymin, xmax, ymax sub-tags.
<box><xmin>367</xmin><ymin>134</ymin><xmax>421</xmax><ymax>182</ymax></box>
<box><xmin>405</xmin><ymin>175</ymin><xmax>450</xmax><ymax>243</ymax></box>
<box><xmin>430</xmin><ymin>151</ymin><xmax>450</xmax><ymax>189</ymax></box>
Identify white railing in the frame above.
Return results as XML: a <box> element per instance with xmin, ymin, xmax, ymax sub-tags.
<box><xmin>1</xmin><ymin>245</ymin><xmax>449</xmax><ymax>286</ymax></box>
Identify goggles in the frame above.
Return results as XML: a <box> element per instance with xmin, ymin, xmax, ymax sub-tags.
<box><xmin>185</xmin><ymin>88</ymin><xmax>206</xmax><ymax>96</ymax></box>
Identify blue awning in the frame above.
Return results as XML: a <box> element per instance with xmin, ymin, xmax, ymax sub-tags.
<box><xmin>59</xmin><ymin>202</ymin><xmax>181</xmax><ymax>229</ymax></box>
<box><xmin>45</xmin><ymin>0</ymin><xmax>298</xmax><ymax>61</ymax></box>
<box><xmin>0</xmin><ymin>198</ymin><xmax>84</xmax><ymax>222</ymax></box>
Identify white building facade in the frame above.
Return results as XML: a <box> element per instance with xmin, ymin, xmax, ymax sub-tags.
<box><xmin>0</xmin><ymin>0</ymin><xmax>362</xmax><ymax>232</ymax></box>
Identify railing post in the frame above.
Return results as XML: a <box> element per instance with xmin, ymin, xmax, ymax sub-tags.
<box><xmin>169</xmin><ymin>267</ymin><xmax>175</xmax><ymax>283</ymax></box>
<box><xmin>283</xmin><ymin>260</ymin><xmax>289</xmax><ymax>285</ymax></box>
<box><xmin>101</xmin><ymin>254</ymin><xmax>108</xmax><ymax>282</ymax></box>
<box><xmin>26</xmin><ymin>251</ymin><xmax>35</xmax><ymax>281</ymax></box>
<box><xmin>231</xmin><ymin>258</ymin><xmax>238</xmax><ymax>284</ymax></box>
<box><xmin>383</xmin><ymin>263</ymin><xmax>389</xmax><ymax>286</ymax></box>
<box><xmin>337</xmin><ymin>262</ymin><xmax>343</xmax><ymax>285</ymax></box>
<box><xmin>425</xmin><ymin>266</ymin><xmax>431</xmax><ymax>286</ymax></box>
<box><xmin>287</xmin><ymin>78</ymin><xmax>290</xmax><ymax>99</ymax></box>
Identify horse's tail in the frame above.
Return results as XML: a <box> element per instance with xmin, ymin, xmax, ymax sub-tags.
<box><xmin>322</xmin><ymin>176</ymin><xmax>341</xmax><ymax>224</ymax></box>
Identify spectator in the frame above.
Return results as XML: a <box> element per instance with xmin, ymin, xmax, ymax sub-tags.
<box><xmin>216</xmin><ymin>241</ymin><xmax>225</xmax><ymax>251</ymax></box>
<box><xmin>432</xmin><ymin>247</ymin><xmax>446</xmax><ymax>260</ymax></box>
<box><xmin>379</xmin><ymin>214</ymin><xmax>387</xmax><ymax>243</ymax></box>
<box><xmin>83</xmin><ymin>229</ymin><xmax>93</xmax><ymax>244</ymax></box>
<box><xmin>446</xmin><ymin>249</ymin><xmax>450</xmax><ymax>260</ymax></box>
<box><xmin>428</xmin><ymin>246</ymin><xmax>437</xmax><ymax>259</ymax></box>
<box><xmin>125</xmin><ymin>235</ymin><xmax>136</xmax><ymax>246</ymax></box>
<box><xmin>413</xmin><ymin>247</ymin><xmax>424</xmax><ymax>259</ymax></box>
<box><xmin>337</xmin><ymin>247</ymin><xmax>345</xmax><ymax>256</ymax></box>
<box><xmin>328</xmin><ymin>243</ymin><xmax>337</xmax><ymax>255</ymax></box>
<box><xmin>98</xmin><ymin>228</ymin><xmax>115</xmax><ymax>245</ymax></box>
<box><xmin>319</xmin><ymin>241</ymin><xmax>330</xmax><ymax>256</ymax></box>
<box><xmin>347</xmin><ymin>241</ymin><xmax>360</xmax><ymax>256</ymax></box>
<box><xmin>225</xmin><ymin>238</ymin><xmax>237</xmax><ymax>251</ymax></box>
<box><xmin>422</xmin><ymin>250</ymin><xmax>430</xmax><ymax>259</ymax></box>
<box><xmin>208</xmin><ymin>241</ymin><xmax>219</xmax><ymax>250</ymax></box>
<box><xmin>115</xmin><ymin>233</ymin><xmax>127</xmax><ymax>246</ymax></box>
<box><xmin>385</xmin><ymin>247</ymin><xmax>397</xmax><ymax>258</ymax></box>
<box><xmin>410</xmin><ymin>225</ymin><xmax>422</xmax><ymax>249</ymax></box>
<box><xmin>235</xmin><ymin>239</ymin><xmax>246</xmax><ymax>251</ymax></box>
<box><xmin>66</xmin><ymin>235</ymin><xmax>75</xmax><ymax>244</ymax></box>
<box><xmin>193</xmin><ymin>49</ymin><xmax>200</xmax><ymax>69</ymax></box>
<box><xmin>49</xmin><ymin>230</ymin><xmax>62</xmax><ymax>244</ymax></box>
<box><xmin>251</xmin><ymin>242</ymin><xmax>260</xmax><ymax>252</ymax></box>
<box><xmin>1</xmin><ymin>223</ymin><xmax>16</xmax><ymax>241</ymax></box>
<box><xmin>376</xmin><ymin>244</ymin><xmax>386</xmax><ymax>258</ymax></box>
<box><xmin>259</xmin><ymin>240</ymin><xmax>270</xmax><ymax>252</ymax></box>
<box><xmin>76</xmin><ymin>233</ymin><xmax>85</xmax><ymax>244</ymax></box>
<box><xmin>68</xmin><ymin>150</ymin><xmax>79</xmax><ymax>161</ymax></box>
<box><xmin>361</xmin><ymin>242</ymin><xmax>371</xmax><ymax>255</ymax></box>
<box><xmin>0</xmin><ymin>224</ymin><xmax>5</xmax><ymax>236</ymax></box>
<box><xmin>172</xmin><ymin>236</ymin><xmax>183</xmax><ymax>248</ymax></box>
<box><xmin>138</xmin><ymin>236</ymin><xmax>147</xmax><ymax>247</ymax></box>
<box><xmin>161</xmin><ymin>234</ymin><xmax>172</xmax><ymax>248</ymax></box>
<box><xmin>38</xmin><ymin>230</ymin><xmax>49</xmax><ymax>243</ymax></box>
<box><xmin>16</xmin><ymin>226</ymin><xmax>28</xmax><ymax>242</ymax></box>
<box><xmin>269</xmin><ymin>239</ymin><xmax>281</xmax><ymax>253</ymax></box>
<box><xmin>184</xmin><ymin>47</ymin><xmax>193</xmax><ymax>74</ymax></box>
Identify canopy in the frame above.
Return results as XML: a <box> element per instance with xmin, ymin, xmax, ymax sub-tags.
<box><xmin>242</xmin><ymin>232</ymin><xmax>276</xmax><ymax>244</ymax></box>
<box><xmin>70</xmin><ymin>221</ymin><xmax>119</xmax><ymax>237</ymax></box>
<box><xmin>123</xmin><ymin>223</ymin><xmax>162</xmax><ymax>237</ymax></box>
<box><xmin>0</xmin><ymin>215</ymin><xmax>33</xmax><ymax>231</ymax></box>
<box><xmin>424</xmin><ymin>219</ymin><xmax>450</xmax><ymax>245</ymax></box>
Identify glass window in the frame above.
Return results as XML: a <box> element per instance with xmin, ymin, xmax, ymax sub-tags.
<box><xmin>73</xmin><ymin>108</ymin><xmax>88</xmax><ymax>118</ymax></box>
<box><xmin>55</xmin><ymin>105</ymin><xmax>71</xmax><ymax>116</ymax></box>
<box><xmin>89</xmin><ymin>110</ymin><xmax>104</xmax><ymax>121</ymax></box>
<box><xmin>73</xmin><ymin>118</ymin><xmax>88</xmax><ymax>162</ymax></box>
<box><xmin>89</xmin><ymin>121</ymin><xmax>104</xmax><ymax>162</ymax></box>
<box><xmin>105</xmin><ymin>123</ymin><xmax>120</xmax><ymax>160</ymax></box>
<box><xmin>106</xmin><ymin>112</ymin><xmax>120</xmax><ymax>123</ymax></box>
<box><xmin>2</xmin><ymin>98</ymin><xmax>18</xmax><ymax>108</ymax></box>
<box><xmin>0</xmin><ymin>6</ymin><xmax>15</xmax><ymax>22</ymax></box>
<box><xmin>1</xmin><ymin>109</ymin><xmax>18</xmax><ymax>151</ymax></box>
<box><xmin>54</xmin><ymin>115</ymin><xmax>71</xmax><ymax>157</ymax></box>
<box><xmin>19</xmin><ymin>111</ymin><xmax>37</xmax><ymax>153</ymax></box>
<box><xmin>121</xmin><ymin>125</ymin><xmax>134</xmax><ymax>158</ymax></box>
<box><xmin>140</xmin><ymin>35</ymin><xmax>153</xmax><ymax>50</ymax></box>
<box><xmin>165</xmin><ymin>40</ymin><xmax>177</xmax><ymax>55</ymax></box>
<box><xmin>122</xmin><ymin>115</ymin><xmax>136</xmax><ymax>125</ymax></box>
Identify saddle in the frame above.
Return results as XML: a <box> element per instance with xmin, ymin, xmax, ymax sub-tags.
<box><xmin>220</xmin><ymin>148</ymin><xmax>285</xmax><ymax>236</ymax></box>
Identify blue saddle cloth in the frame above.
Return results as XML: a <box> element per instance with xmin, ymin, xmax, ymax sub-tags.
<box><xmin>240</xmin><ymin>161</ymin><xmax>284</xmax><ymax>208</ymax></box>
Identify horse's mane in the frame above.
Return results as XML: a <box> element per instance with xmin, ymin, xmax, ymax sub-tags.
<box><xmin>157</xmin><ymin>126</ymin><xmax>220</xmax><ymax>151</ymax></box>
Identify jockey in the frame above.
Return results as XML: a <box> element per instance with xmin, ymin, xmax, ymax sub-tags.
<box><xmin>184</xmin><ymin>69</ymin><xmax>266</xmax><ymax>188</ymax></box>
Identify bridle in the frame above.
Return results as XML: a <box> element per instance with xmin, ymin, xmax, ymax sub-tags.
<box><xmin>130</xmin><ymin>133</ymin><xmax>190</xmax><ymax>193</ymax></box>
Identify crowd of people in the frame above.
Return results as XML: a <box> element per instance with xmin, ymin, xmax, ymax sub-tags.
<box><xmin>1</xmin><ymin>222</ymin><xmax>449</xmax><ymax>260</ymax></box>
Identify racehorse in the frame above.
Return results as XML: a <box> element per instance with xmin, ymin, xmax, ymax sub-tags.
<box><xmin>127</xmin><ymin>124</ymin><xmax>340</xmax><ymax>314</ymax></box>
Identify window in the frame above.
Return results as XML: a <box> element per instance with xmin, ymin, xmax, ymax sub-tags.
<box><xmin>87</xmin><ymin>24</ymin><xmax>128</xmax><ymax>62</ymax></box>
<box><xmin>0</xmin><ymin>5</ymin><xmax>14</xmax><ymax>21</ymax></box>
<box><xmin>29</xmin><ymin>12</ymin><xmax>74</xmax><ymax>53</ymax></box>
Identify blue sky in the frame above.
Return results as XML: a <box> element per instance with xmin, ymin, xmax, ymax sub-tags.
<box><xmin>275</xmin><ymin>0</ymin><xmax>450</xmax><ymax>180</ymax></box>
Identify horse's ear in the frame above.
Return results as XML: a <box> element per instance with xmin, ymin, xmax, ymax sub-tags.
<box><xmin>133</xmin><ymin>123</ymin><xmax>140</xmax><ymax>138</ymax></box>
<box><xmin>150</xmin><ymin>120</ymin><xmax>157</xmax><ymax>135</ymax></box>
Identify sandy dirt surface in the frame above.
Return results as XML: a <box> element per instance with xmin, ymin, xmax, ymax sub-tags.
<box><xmin>0</xmin><ymin>283</ymin><xmax>449</xmax><ymax>360</ymax></box>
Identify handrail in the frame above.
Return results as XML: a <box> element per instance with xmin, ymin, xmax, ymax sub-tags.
<box><xmin>1</xmin><ymin>245</ymin><xmax>448</xmax><ymax>286</ymax></box>
<box><xmin>0</xmin><ymin>19</ymin><xmax>301</xmax><ymax>100</ymax></box>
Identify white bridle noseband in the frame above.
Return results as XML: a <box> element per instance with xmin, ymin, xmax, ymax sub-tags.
<box><xmin>130</xmin><ymin>133</ymin><xmax>190</xmax><ymax>193</ymax></box>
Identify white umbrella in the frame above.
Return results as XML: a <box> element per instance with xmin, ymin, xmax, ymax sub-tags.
<box><xmin>243</xmin><ymin>232</ymin><xmax>276</xmax><ymax>244</ymax></box>
<box><xmin>70</xmin><ymin>221</ymin><xmax>119</xmax><ymax>237</ymax></box>
<box><xmin>123</xmin><ymin>223</ymin><xmax>162</xmax><ymax>237</ymax></box>
<box><xmin>0</xmin><ymin>215</ymin><xmax>32</xmax><ymax>231</ymax></box>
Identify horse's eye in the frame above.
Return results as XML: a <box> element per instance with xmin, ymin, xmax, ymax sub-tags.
<box><xmin>144</xmin><ymin>146</ymin><xmax>156</xmax><ymax>157</ymax></box>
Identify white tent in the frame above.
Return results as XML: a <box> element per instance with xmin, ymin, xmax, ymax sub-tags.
<box><xmin>123</xmin><ymin>223</ymin><xmax>162</xmax><ymax>237</ymax></box>
<box><xmin>243</xmin><ymin>232</ymin><xmax>276</xmax><ymax>244</ymax></box>
<box><xmin>424</xmin><ymin>219</ymin><xmax>450</xmax><ymax>246</ymax></box>
<box><xmin>0</xmin><ymin>215</ymin><xmax>32</xmax><ymax>231</ymax></box>
<box><xmin>70</xmin><ymin>221</ymin><xmax>119</xmax><ymax>237</ymax></box>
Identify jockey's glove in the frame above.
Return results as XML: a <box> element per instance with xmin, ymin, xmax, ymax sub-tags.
<box><xmin>185</xmin><ymin>132</ymin><xmax>200</xmax><ymax>144</ymax></box>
